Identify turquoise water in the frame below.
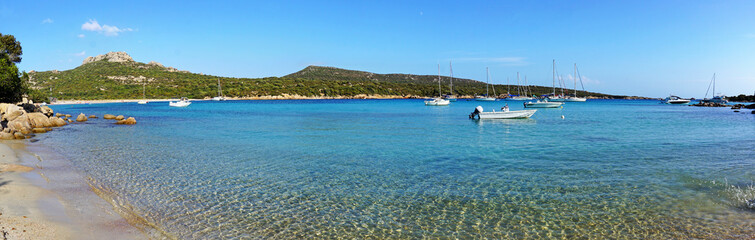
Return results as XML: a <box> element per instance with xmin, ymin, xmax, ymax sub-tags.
<box><xmin>38</xmin><ymin>99</ymin><xmax>754</xmax><ymax>239</ymax></box>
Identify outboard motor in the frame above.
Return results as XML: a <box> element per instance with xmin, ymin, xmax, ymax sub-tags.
<box><xmin>469</xmin><ymin>106</ymin><xmax>483</xmax><ymax>119</ymax></box>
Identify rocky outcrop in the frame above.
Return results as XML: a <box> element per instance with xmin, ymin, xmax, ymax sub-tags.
<box><xmin>103</xmin><ymin>114</ymin><xmax>116</xmax><ymax>119</ymax></box>
<box><xmin>89</xmin><ymin>115</ymin><xmax>97</xmax><ymax>118</ymax></box>
<box><xmin>745</xmin><ymin>104</ymin><xmax>755</xmax><ymax>109</ymax></box>
<box><xmin>116</xmin><ymin>117</ymin><xmax>136</xmax><ymax>125</ymax></box>
<box><xmin>82</xmin><ymin>51</ymin><xmax>134</xmax><ymax>65</ymax></box>
<box><xmin>691</xmin><ymin>102</ymin><xmax>728</xmax><ymax>107</ymax></box>
<box><xmin>76</xmin><ymin>113</ymin><xmax>88</xmax><ymax>122</ymax></box>
<box><xmin>39</xmin><ymin>105</ymin><xmax>54</xmax><ymax>116</ymax></box>
<box><xmin>27</xmin><ymin>112</ymin><xmax>54</xmax><ymax>128</ymax></box>
<box><xmin>115</xmin><ymin>115</ymin><xmax>125</xmax><ymax>120</ymax></box>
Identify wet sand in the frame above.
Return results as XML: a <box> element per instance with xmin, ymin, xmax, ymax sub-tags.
<box><xmin>0</xmin><ymin>141</ymin><xmax>144</xmax><ymax>239</ymax></box>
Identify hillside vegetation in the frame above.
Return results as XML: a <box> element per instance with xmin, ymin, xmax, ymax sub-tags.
<box><xmin>28</xmin><ymin>52</ymin><xmax>628</xmax><ymax>100</ymax></box>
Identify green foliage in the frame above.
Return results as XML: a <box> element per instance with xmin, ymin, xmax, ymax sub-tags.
<box><xmin>0</xmin><ymin>33</ymin><xmax>22</xmax><ymax>63</ymax></box>
<box><xmin>0</xmin><ymin>58</ymin><xmax>23</xmax><ymax>102</ymax></box>
<box><xmin>29</xmin><ymin>63</ymin><xmax>624</xmax><ymax>100</ymax></box>
<box><xmin>727</xmin><ymin>94</ymin><xmax>754</xmax><ymax>102</ymax></box>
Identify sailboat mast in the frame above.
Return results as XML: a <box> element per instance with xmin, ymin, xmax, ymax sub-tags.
<box><xmin>507</xmin><ymin>77</ymin><xmax>510</xmax><ymax>96</ymax></box>
<box><xmin>142</xmin><ymin>82</ymin><xmax>146</xmax><ymax>99</ymax></box>
<box><xmin>552</xmin><ymin>59</ymin><xmax>556</xmax><ymax>96</ymax></box>
<box><xmin>486</xmin><ymin>67</ymin><xmax>490</xmax><ymax>96</ymax></box>
<box><xmin>574</xmin><ymin>63</ymin><xmax>578</xmax><ymax>97</ymax></box>
<box><xmin>437</xmin><ymin>64</ymin><xmax>441</xmax><ymax>97</ymax></box>
<box><xmin>525</xmin><ymin>76</ymin><xmax>529</xmax><ymax>97</ymax></box>
<box><xmin>516</xmin><ymin>72</ymin><xmax>521</xmax><ymax>96</ymax></box>
<box><xmin>713</xmin><ymin>73</ymin><xmax>716</xmax><ymax>97</ymax></box>
<box><xmin>449</xmin><ymin>61</ymin><xmax>454</xmax><ymax>95</ymax></box>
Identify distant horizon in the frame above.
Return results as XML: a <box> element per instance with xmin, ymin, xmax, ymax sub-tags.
<box><xmin>3</xmin><ymin>0</ymin><xmax>754</xmax><ymax>98</ymax></box>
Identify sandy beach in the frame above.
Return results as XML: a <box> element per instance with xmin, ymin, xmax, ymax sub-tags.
<box><xmin>0</xmin><ymin>141</ymin><xmax>143</xmax><ymax>240</ymax></box>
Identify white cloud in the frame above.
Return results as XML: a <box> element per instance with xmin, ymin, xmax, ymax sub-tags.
<box><xmin>41</xmin><ymin>18</ymin><xmax>53</xmax><ymax>24</ymax></box>
<box><xmin>454</xmin><ymin>57</ymin><xmax>528</xmax><ymax>66</ymax></box>
<box><xmin>78</xmin><ymin>34</ymin><xmax>85</xmax><ymax>38</ymax></box>
<box><xmin>81</xmin><ymin>19</ymin><xmax>133</xmax><ymax>36</ymax></box>
<box><xmin>81</xmin><ymin>19</ymin><xmax>102</xmax><ymax>31</ymax></box>
<box><xmin>74</xmin><ymin>51</ymin><xmax>86</xmax><ymax>57</ymax></box>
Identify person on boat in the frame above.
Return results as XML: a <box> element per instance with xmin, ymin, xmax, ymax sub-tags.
<box><xmin>501</xmin><ymin>104</ymin><xmax>509</xmax><ymax>112</ymax></box>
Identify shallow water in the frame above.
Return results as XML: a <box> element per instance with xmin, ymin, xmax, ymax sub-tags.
<box><xmin>37</xmin><ymin>99</ymin><xmax>754</xmax><ymax>239</ymax></box>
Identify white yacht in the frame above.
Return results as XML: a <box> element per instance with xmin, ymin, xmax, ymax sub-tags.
<box><xmin>425</xmin><ymin>64</ymin><xmax>450</xmax><ymax>106</ymax></box>
<box><xmin>169</xmin><ymin>97</ymin><xmax>191</xmax><ymax>107</ymax></box>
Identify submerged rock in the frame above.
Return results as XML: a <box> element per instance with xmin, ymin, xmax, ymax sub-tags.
<box><xmin>65</xmin><ymin>114</ymin><xmax>71</xmax><ymax>118</ymax></box>
<box><xmin>89</xmin><ymin>115</ymin><xmax>97</xmax><ymax>118</ymax></box>
<box><xmin>56</xmin><ymin>113</ymin><xmax>64</xmax><ymax>117</ymax></box>
<box><xmin>116</xmin><ymin>117</ymin><xmax>136</xmax><ymax>125</ymax></box>
<box><xmin>13</xmin><ymin>131</ymin><xmax>24</xmax><ymax>139</ymax></box>
<box><xmin>76</xmin><ymin>113</ymin><xmax>88</xmax><ymax>122</ymax></box>
<box><xmin>32</xmin><ymin>128</ymin><xmax>47</xmax><ymax>133</ymax></box>
<box><xmin>103</xmin><ymin>114</ymin><xmax>116</xmax><ymax>119</ymax></box>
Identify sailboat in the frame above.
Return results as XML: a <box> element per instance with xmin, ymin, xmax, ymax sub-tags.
<box><xmin>701</xmin><ymin>73</ymin><xmax>728</xmax><ymax>104</ymax></box>
<box><xmin>137</xmin><ymin>82</ymin><xmax>148</xmax><ymax>104</ymax></box>
<box><xmin>444</xmin><ymin>61</ymin><xmax>457</xmax><ymax>102</ymax></box>
<box><xmin>475</xmin><ymin>67</ymin><xmax>496</xmax><ymax>101</ymax></box>
<box><xmin>425</xmin><ymin>64</ymin><xmax>451</xmax><ymax>106</ymax></box>
<box><xmin>548</xmin><ymin>60</ymin><xmax>567</xmax><ymax>102</ymax></box>
<box><xmin>562</xmin><ymin>63</ymin><xmax>587</xmax><ymax>102</ymax></box>
<box><xmin>169</xmin><ymin>97</ymin><xmax>191</xmax><ymax>107</ymax></box>
<box><xmin>211</xmin><ymin>78</ymin><xmax>227</xmax><ymax>101</ymax></box>
<box><xmin>508</xmin><ymin>72</ymin><xmax>534</xmax><ymax>101</ymax></box>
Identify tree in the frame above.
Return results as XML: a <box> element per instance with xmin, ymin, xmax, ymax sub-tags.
<box><xmin>0</xmin><ymin>33</ymin><xmax>22</xmax><ymax>63</ymax></box>
<box><xmin>0</xmin><ymin>33</ymin><xmax>23</xmax><ymax>102</ymax></box>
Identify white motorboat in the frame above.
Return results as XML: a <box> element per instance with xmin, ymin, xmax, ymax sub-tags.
<box><xmin>524</xmin><ymin>99</ymin><xmax>564</xmax><ymax>108</ymax></box>
<box><xmin>426</xmin><ymin>64</ymin><xmax>450</xmax><ymax>106</ymax></box>
<box><xmin>169</xmin><ymin>97</ymin><xmax>191</xmax><ymax>107</ymax></box>
<box><xmin>475</xmin><ymin>97</ymin><xmax>496</xmax><ymax>101</ymax></box>
<box><xmin>664</xmin><ymin>95</ymin><xmax>690</xmax><ymax>104</ymax></box>
<box><xmin>701</xmin><ymin>73</ymin><xmax>728</xmax><ymax>104</ymax></box>
<box><xmin>212</xmin><ymin>78</ymin><xmax>227</xmax><ymax>101</ymax></box>
<box><xmin>507</xmin><ymin>96</ymin><xmax>535</xmax><ymax>101</ymax></box>
<box><xmin>469</xmin><ymin>106</ymin><xmax>536</xmax><ymax>119</ymax></box>
<box><xmin>425</xmin><ymin>98</ymin><xmax>450</xmax><ymax>106</ymax></box>
<box><xmin>137</xmin><ymin>100</ymin><xmax>148</xmax><ymax>104</ymax></box>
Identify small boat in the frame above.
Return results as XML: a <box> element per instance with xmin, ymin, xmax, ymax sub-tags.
<box><xmin>425</xmin><ymin>98</ymin><xmax>450</xmax><ymax>106</ymax></box>
<box><xmin>664</xmin><ymin>95</ymin><xmax>690</xmax><ymax>104</ymax></box>
<box><xmin>476</xmin><ymin>67</ymin><xmax>497</xmax><ymax>101</ymax></box>
<box><xmin>524</xmin><ymin>99</ymin><xmax>564</xmax><ymax>108</ymax></box>
<box><xmin>138</xmin><ymin>82</ymin><xmax>148</xmax><ymax>104</ymax></box>
<box><xmin>548</xmin><ymin>61</ymin><xmax>587</xmax><ymax>102</ymax></box>
<box><xmin>169</xmin><ymin>97</ymin><xmax>191</xmax><ymax>107</ymax></box>
<box><xmin>426</xmin><ymin>64</ymin><xmax>450</xmax><ymax>106</ymax></box>
<box><xmin>701</xmin><ymin>73</ymin><xmax>728</xmax><ymax>104</ymax></box>
<box><xmin>445</xmin><ymin>62</ymin><xmax>457</xmax><ymax>102</ymax></box>
<box><xmin>469</xmin><ymin>106</ymin><xmax>536</xmax><ymax>119</ymax></box>
<box><xmin>211</xmin><ymin>78</ymin><xmax>227</xmax><ymax>101</ymax></box>
<box><xmin>508</xmin><ymin>96</ymin><xmax>534</xmax><ymax>101</ymax></box>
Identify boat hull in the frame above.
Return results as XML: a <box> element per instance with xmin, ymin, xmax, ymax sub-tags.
<box><xmin>665</xmin><ymin>100</ymin><xmax>690</xmax><ymax>104</ymax></box>
<box><xmin>507</xmin><ymin>97</ymin><xmax>534</xmax><ymax>101</ymax></box>
<box><xmin>477</xmin><ymin>110</ymin><xmax>537</xmax><ymax>119</ymax></box>
<box><xmin>524</xmin><ymin>101</ymin><xmax>564</xmax><ymax>108</ymax></box>
<box><xmin>425</xmin><ymin>98</ymin><xmax>450</xmax><ymax>106</ymax></box>
<box><xmin>169</xmin><ymin>101</ymin><xmax>191</xmax><ymax>107</ymax></box>
<box><xmin>475</xmin><ymin>97</ymin><xmax>496</xmax><ymax>101</ymax></box>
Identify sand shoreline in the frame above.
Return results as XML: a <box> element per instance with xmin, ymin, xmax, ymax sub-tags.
<box><xmin>0</xmin><ymin>141</ymin><xmax>144</xmax><ymax>239</ymax></box>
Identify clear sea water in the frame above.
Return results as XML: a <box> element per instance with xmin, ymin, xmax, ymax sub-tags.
<box><xmin>37</xmin><ymin>99</ymin><xmax>754</xmax><ymax>239</ymax></box>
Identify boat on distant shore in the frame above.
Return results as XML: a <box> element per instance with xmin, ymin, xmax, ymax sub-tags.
<box><xmin>664</xmin><ymin>95</ymin><xmax>690</xmax><ymax>104</ymax></box>
<box><xmin>475</xmin><ymin>67</ymin><xmax>497</xmax><ymax>101</ymax></box>
<box><xmin>425</xmin><ymin>64</ymin><xmax>450</xmax><ymax>106</ymax></box>
<box><xmin>524</xmin><ymin>99</ymin><xmax>563</xmax><ymax>108</ymax></box>
<box><xmin>701</xmin><ymin>73</ymin><xmax>728</xmax><ymax>104</ymax></box>
<box><xmin>169</xmin><ymin>97</ymin><xmax>191</xmax><ymax>107</ymax></box>
<box><xmin>444</xmin><ymin>62</ymin><xmax>457</xmax><ymax>102</ymax></box>
<box><xmin>549</xmin><ymin>62</ymin><xmax>586</xmax><ymax>102</ymax></box>
<box><xmin>469</xmin><ymin>106</ymin><xmax>536</xmax><ymax>119</ymax></box>
<box><xmin>506</xmin><ymin>72</ymin><xmax>533</xmax><ymax>101</ymax></box>
<box><xmin>138</xmin><ymin>82</ymin><xmax>148</xmax><ymax>104</ymax></box>
<box><xmin>212</xmin><ymin>78</ymin><xmax>227</xmax><ymax>101</ymax></box>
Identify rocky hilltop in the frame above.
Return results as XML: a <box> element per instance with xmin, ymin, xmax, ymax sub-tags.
<box><xmin>82</xmin><ymin>51</ymin><xmax>134</xmax><ymax>65</ymax></box>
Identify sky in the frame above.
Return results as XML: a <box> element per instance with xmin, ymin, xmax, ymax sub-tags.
<box><xmin>2</xmin><ymin>0</ymin><xmax>754</xmax><ymax>98</ymax></box>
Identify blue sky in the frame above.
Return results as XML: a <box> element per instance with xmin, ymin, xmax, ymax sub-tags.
<box><xmin>2</xmin><ymin>0</ymin><xmax>754</xmax><ymax>98</ymax></box>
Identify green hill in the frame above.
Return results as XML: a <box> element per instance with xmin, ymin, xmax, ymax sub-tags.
<box><xmin>27</xmin><ymin>52</ymin><xmax>629</xmax><ymax>101</ymax></box>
